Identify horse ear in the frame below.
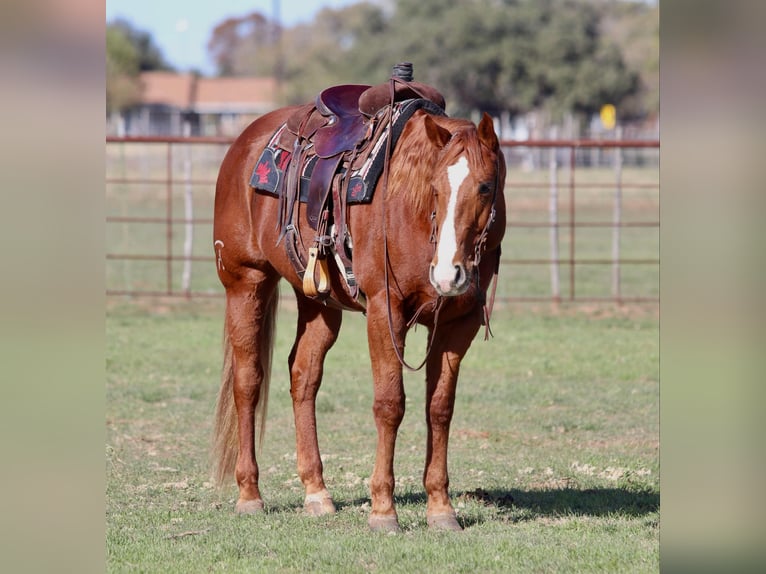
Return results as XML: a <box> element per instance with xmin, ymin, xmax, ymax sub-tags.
<box><xmin>424</xmin><ymin>115</ymin><xmax>452</xmax><ymax>149</ymax></box>
<box><xmin>477</xmin><ymin>112</ymin><xmax>499</xmax><ymax>150</ymax></box>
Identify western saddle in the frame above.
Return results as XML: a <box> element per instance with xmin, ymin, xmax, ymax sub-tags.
<box><xmin>250</xmin><ymin>63</ymin><xmax>446</xmax><ymax>307</ymax></box>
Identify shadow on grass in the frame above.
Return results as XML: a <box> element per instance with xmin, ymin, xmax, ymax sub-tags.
<box><xmin>464</xmin><ymin>487</ymin><xmax>657</xmax><ymax>520</ymax></box>
<box><xmin>246</xmin><ymin>485</ymin><xmax>658</xmax><ymax>532</ymax></box>
<box><xmin>335</xmin><ymin>486</ymin><xmax>658</xmax><ymax>527</ymax></box>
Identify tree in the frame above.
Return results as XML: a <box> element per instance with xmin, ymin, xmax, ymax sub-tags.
<box><xmin>281</xmin><ymin>3</ymin><xmax>390</xmax><ymax>103</ymax></box>
<box><xmin>597</xmin><ymin>0</ymin><xmax>660</xmax><ymax>118</ymax></box>
<box><xmin>106</xmin><ymin>19</ymin><xmax>175</xmax><ymax>114</ymax></box>
<box><xmin>106</xmin><ymin>24</ymin><xmax>141</xmax><ymax>114</ymax></box>
<box><xmin>204</xmin><ymin>3</ymin><xmax>387</xmax><ymax>102</ymax></box>
<box><xmin>207</xmin><ymin>11</ymin><xmax>279</xmax><ymax>77</ymax></box>
<box><xmin>109</xmin><ymin>18</ymin><xmax>175</xmax><ymax>72</ymax></box>
<box><xmin>204</xmin><ymin>0</ymin><xmax>649</xmax><ymax>121</ymax></box>
<box><xmin>375</xmin><ymin>0</ymin><xmax>639</xmax><ymax>119</ymax></box>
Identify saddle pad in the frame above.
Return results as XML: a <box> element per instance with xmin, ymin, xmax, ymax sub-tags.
<box><xmin>250</xmin><ymin>98</ymin><xmax>446</xmax><ymax>204</ymax></box>
<box><xmin>249</xmin><ymin>125</ymin><xmax>291</xmax><ymax>193</ymax></box>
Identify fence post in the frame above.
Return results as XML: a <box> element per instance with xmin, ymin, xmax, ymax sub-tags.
<box><xmin>165</xmin><ymin>143</ymin><xmax>173</xmax><ymax>295</ymax></box>
<box><xmin>612</xmin><ymin>127</ymin><xmax>623</xmax><ymax>303</ymax></box>
<box><xmin>181</xmin><ymin>122</ymin><xmax>194</xmax><ymax>297</ymax></box>
<box><xmin>568</xmin><ymin>146</ymin><xmax>576</xmax><ymax>300</ymax></box>
<box><xmin>548</xmin><ymin>127</ymin><xmax>560</xmax><ymax>302</ymax></box>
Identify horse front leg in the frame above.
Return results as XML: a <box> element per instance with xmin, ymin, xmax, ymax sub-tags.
<box><xmin>288</xmin><ymin>294</ymin><xmax>342</xmax><ymax>516</ymax></box>
<box><xmin>365</xmin><ymin>299</ymin><xmax>406</xmax><ymax>533</ymax></box>
<box><xmin>423</xmin><ymin>314</ymin><xmax>482</xmax><ymax>531</ymax></box>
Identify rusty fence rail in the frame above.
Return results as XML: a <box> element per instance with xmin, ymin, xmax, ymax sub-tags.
<box><xmin>106</xmin><ymin>135</ymin><xmax>659</xmax><ymax>304</ymax></box>
<box><xmin>500</xmin><ymin>138</ymin><xmax>659</xmax><ymax>304</ymax></box>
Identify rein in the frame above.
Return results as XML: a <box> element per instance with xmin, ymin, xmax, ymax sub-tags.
<box><xmin>381</xmin><ymin>76</ymin><xmax>444</xmax><ymax>372</ymax></box>
<box><xmin>380</xmin><ymin>76</ymin><xmax>502</xmax><ymax>370</ymax></box>
<box><xmin>474</xmin><ymin>156</ymin><xmax>502</xmax><ymax>341</ymax></box>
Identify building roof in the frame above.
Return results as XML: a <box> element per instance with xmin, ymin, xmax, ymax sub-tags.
<box><xmin>140</xmin><ymin>72</ymin><xmax>193</xmax><ymax>108</ymax></box>
<box><xmin>139</xmin><ymin>71</ymin><xmax>277</xmax><ymax>114</ymax></box>
<box><xmin>195</xmin><ymin>76</ymin><xmax>276</xmax><ymax>113</ymax></box>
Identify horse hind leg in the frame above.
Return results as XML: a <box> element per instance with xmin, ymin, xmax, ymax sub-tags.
<box><xmin>212</xmin><ymin>270</ymin><xmax>280</xmax><ymax>514</ymax></box>
<box><xmin>288</xmin><ymin>293</ymin><xmax>342</xmax><ymax>516</ymax></box>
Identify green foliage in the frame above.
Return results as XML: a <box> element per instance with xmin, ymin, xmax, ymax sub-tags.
<box><xmin>109</xmin><ymin>18</ymin><xmax>175</xmax><ymax>73</ymax></box>
<box><xmin>106</xmin><ymin>19</ymin><xmax>175</xmax><ymax>114</ymax></box>
<box><xmin>205</xmin><ymin>1</ymin><xmax>650</xmax><ymax>120</ymax></box>
<box><xmin>106</xmin><ymin>25</ymin><xmax>139</xmax><ymax>76</ymax></box>
<box><xmin>106</xmin><ymin>24</ymin><xmax>141</xmax><ymax>113</ymax></box>
<box><xmin>281</xmin><ymin>3</ymin><xmax>392</xmax><ymax>104</ymax></box>
<box><xmin>375</xmin><ymin>0</ymin><xmax>639</xmax><ymax>118</ymax></box>
<box><xmin>597</xmin><ymin>0</ymin><xmax>660</xmax><ymax>117</ymax></box>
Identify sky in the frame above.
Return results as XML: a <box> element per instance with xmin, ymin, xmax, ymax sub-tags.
<box><xmin>106</xmin><ymin>0</ymin><xmax>363</xmax><ymax>76</ymax></box>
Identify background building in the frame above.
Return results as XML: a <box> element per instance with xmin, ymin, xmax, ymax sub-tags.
<box><xmin>109</xmin><ymin>72</ymin><xmax>276</xmax><ymax>136</ymax></box>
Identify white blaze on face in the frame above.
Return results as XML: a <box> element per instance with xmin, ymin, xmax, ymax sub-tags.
<box><xmin>432</xmin><ymin>155</ymin><xmax>469</xmax><ymax>290</ymax></box>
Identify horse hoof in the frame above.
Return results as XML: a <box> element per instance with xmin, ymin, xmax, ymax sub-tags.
<box><xmin>235</xmin><ymin>498</ymin><xmax>265</xmax><ymax>515</ymax></box>
<box><xmin>304</xmin><ymin>492</ymin><xmax>336</xmax><ymax>516</ymax></box>
<box><xmin>427</xmin><ymin>513</ymin><xmax>463</xmax><ymax>531</ymax></box>
<box><xmin>368</xmin><ymin>514</ymin><xmax>401</xmax><ymax>533</ymax></box>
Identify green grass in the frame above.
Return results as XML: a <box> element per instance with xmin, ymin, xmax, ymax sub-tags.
<box><xmin>106</xmin><ymin>300</ymin><xmax>658</xmax><ymax>572</ymax></box>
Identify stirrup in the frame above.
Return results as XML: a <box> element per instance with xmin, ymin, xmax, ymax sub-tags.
<box><xmin>303</xmin><ymin>246</ymin><xmax>331</xmax><ymax>297</ymax></box>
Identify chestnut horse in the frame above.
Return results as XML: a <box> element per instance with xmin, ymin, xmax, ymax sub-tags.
<box><xmin>211</xmin><ymin>94</ymin><xmax>506</xmax><ymax>532</ymax></box>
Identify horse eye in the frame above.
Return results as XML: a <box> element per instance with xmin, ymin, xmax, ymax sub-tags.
<box><xmin>478</xmin><ymin>183</ymin><xmax>492</xmax><ymax>195</ymax></box>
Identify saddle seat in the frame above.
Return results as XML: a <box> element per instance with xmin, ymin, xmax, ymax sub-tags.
<box><xmin>313</xmin><ymin>84</ymin><xmax>370</xmax><ymax>158</ymax></box>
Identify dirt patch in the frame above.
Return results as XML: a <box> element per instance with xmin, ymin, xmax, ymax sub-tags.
<box><xmin>455</xmin><ymin>428</ymin><xmax>491</xmax><ymax>440</ymax></box>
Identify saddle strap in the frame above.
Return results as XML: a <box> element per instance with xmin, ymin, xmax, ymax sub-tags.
<box><xmin>332</xmin><ymin>167</ymin><xmax>359</xmax><ymax>300</ymax></box>
<box><xmin>279</xmin><ymin>139</ymin><xmax>305</xmax><ymax>242</ymax></box>
<box><xmin>284</xmin><ymin>224</ymin><xmax>306</xmax><ymax>276</ymax></box>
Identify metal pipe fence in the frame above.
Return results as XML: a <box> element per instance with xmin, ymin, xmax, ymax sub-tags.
<box><xmin>106</xmin><ymin>135</ymin><xmax>659</xmax><ymax>304</ymax></box>
<box><xmin>500</xmin><ymin>137</ymin><xmax>659</xmax><ymax>304</ymax></box>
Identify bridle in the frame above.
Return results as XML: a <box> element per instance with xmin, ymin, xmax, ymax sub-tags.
<box><xmin>380</xmin><ymin>76</ymin><xmax>502</xmax><ymax>370</ymax></box>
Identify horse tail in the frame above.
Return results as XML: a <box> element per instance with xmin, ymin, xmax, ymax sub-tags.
<box><xmin>211</xmin><ymin>284</ymin><xmax>280</xmax><ymax>486</ymax></box>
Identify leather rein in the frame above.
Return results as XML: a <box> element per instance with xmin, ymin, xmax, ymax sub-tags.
<box><xmin>379</xmin><ymin>78</ymin><xmax>501</xmax><ymax>372</ymax></box>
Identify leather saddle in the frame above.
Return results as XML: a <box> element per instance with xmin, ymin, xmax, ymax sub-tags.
<box><xmin>278</xmin><ymin>79</ymin><xmax>445</xmax><ymax>230</ymax></box>
<box><xmin>259</xmin><ymin>69</ymin><xmax>445</xmax><ymax>304</ymax></box>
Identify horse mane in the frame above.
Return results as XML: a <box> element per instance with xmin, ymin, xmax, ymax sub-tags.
<box><xmin>387</xmin><ymin>112</ymin><xmax>490</xmax><ymax>219</ymax></box>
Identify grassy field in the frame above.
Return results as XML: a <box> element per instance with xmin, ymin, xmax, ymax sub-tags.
<box><xmin>106</xmin><ymin>299</ymin><xmax>659</xmax><ymax>572</ymax></box>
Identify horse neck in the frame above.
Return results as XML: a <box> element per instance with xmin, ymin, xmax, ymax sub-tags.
<box><xmin>385</xmin><ymin>125</ymin><xmax>441</xmax><ymax>222</ymax></box>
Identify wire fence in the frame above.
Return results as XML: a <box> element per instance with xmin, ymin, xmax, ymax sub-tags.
<box><xmin>106</xmin><ymin>135</ymin><xmax>659</xmax><ymax>305</ymax></box>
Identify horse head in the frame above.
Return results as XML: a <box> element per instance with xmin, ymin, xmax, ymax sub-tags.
<box><xmin>425</xmin><ymin>112</ymin><xmax>504</xmax><ymax>296</ymax></box>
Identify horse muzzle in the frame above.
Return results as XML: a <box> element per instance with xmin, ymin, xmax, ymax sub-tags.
<box><xmin>429</xmin><ymin>261</ymin><xmax>470</xmax><ymax>296</ymax></box>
